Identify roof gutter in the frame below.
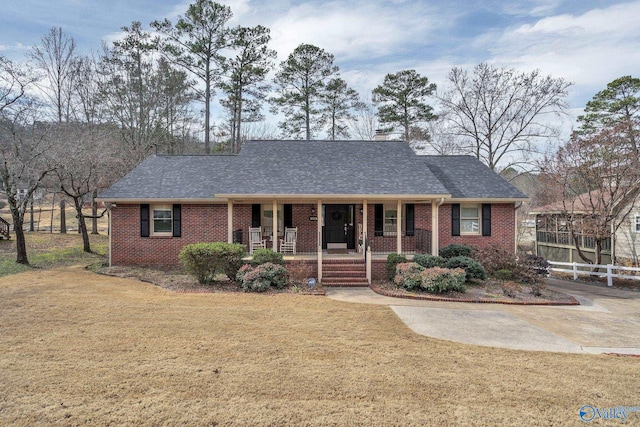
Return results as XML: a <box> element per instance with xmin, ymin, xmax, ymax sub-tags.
<box><xmin>97</xmin><ymin>194</ymin><xmax>454</xmax><ymax>203</ymax></box>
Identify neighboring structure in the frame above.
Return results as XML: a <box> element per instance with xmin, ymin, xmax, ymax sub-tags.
<box><xmin>98</xmin><ymin>140</ymin><xmax>527</xmax><ymax>282</ymax></box>
<box><xmin>532</xmin><ymin>192</ymin><xmax>640</xmax><ymax>266</ymax></box>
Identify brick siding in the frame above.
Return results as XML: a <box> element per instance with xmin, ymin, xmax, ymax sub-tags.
<box><xmin>438</xmin><ymin>203</ymin><xmax>515</xmax><ymax>252</ymax></box>
<box><xmin>111</xmin><ymin>204</ymin><xmax>227</xmax><ymax>267</ymax></box>
<box><xmin>367</xmin><ymin>203</ymin><xmax>432</xmax><ymax>253</ymax></box>
<box><xmin>110</xmin><ymin>202</ymin><xmax>516</xmax><ymax>270</ymax></box>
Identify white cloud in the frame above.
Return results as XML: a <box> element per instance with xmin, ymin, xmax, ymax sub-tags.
<box><xmin>0</xmin><ymin>43</ymin><xmax>28</xmax><ymax>52</ymax></box>
<box><xmin>265</xmin><ymin>0</ymin><xmax>442</xmax><ymax>62</ymax></box>
<box><xmin>476</xmin><ymin>1</ymin><xmax>640</xmax><ymax>106</ymax></box>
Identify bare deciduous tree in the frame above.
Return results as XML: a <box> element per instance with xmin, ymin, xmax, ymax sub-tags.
<box><xmin>29</xmin><ymin>27</ymin><xmax>80</xmax><ymax>123</ymax></box>
<box><xmin>541</xmin><ymin>121</ymin><xmax>640</xmax><ymax>265</ymax></box>
<box><xmin>1</xmin><ymin>56</ymin><xmax>54</xmax><ymax>264</ymax></box>
<box><xmin>349</xmin><ymin>100</ymin><xmax>378</xmax><ymax>141</ymax></box>
<box><xmin>48</xmin><ymin>123</ymin><xmax>121</xmax><ymax>252</ymax></box>
<box><xmin>439</xmin><ymin>63</ymin><xmax>571</xmax><ymax>171</ymax></box>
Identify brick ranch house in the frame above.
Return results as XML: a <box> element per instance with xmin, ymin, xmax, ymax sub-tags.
<box><xmin>97</xmin><ymin>140</ymin><xmax>527</xmax><ymax>284</ymax></box>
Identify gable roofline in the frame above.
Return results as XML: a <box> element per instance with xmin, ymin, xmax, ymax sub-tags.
<box><xmin>99</xmin><ymin>140</ymin><xmax>528</xmax><ymax>202</ymax></box>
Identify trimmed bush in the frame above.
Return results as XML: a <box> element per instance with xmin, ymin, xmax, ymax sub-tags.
<box><xmin>445</xmin><ymin>256</ymin><xmax>487</xmax><ymax>281</ymax></box>
<box><xmin>237</xmin><ymin>262</ymin><xmax>288</xmax><ymax>292</ymax></box>
<box><xmin>386</xmin><ymin>253</ymin><xmax>408</xmax><ymax>281</ymax></box>
<box><xmin>251</xmin><ymin>248</ymin><xmax>284</xmax><ymax>266</ymax></box>
<box><xmin>179</xmin><ymin>242</ymin><xmax>246</xmax><ymax>284</ymax></box>
<box><xmin>393</xmin><ymin>262</ymin><xmax>424</xmax><ymax>291</ymax></box>
<box><xmin>494</xmin><ymin>269</ymin><xmax>514</xmax><ymax>281</ymax></box>
<box><xmin>420</xmin><ymin>267</ymin><xmax>466</xmax><ymax>293</ymax></box>
<box><xmin>439</xmin><ymin>244</ymin><xmax>472</xmax><ymax>259</ymax></box>
<box><xmin>413</xmin><ymin>254</ymin><xmax>445</xmax><ymax>269</ymax></box>
<box><xmin>472</xmin><ymin>245</ymin><xmax>518</xmax><ymax>275</ymax></box>
<box><xmin>519</xmin><ymin>254</ymin><xmax>550</xmax><ymax>276</ymax></box>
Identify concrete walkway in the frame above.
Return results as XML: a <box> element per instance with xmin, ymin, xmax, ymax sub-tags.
<box><xmin>326</xmin><ymin>279</ymin><xmax>640</xmax><ymax>355</ymax></box>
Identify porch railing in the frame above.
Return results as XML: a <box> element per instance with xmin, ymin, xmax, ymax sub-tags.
<box><xmin>536</xmin><ymin>231</ymin><xmax>611</xmax><ymax>252</ymax></box>
<box><xmin>415</xmin><ymin>229</ymin><xmax>431</xmax><ymax>254</ymax></box>
<box><xmin>0</xmin><ymin>216</ymin><xmax>10</xmax><ymax>239</ymax></box>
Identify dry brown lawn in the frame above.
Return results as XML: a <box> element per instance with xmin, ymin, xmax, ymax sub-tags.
<box><xmin>1</xmin><ymin>268</ymin><xmax>638</xmax><ymax>426</ymax></box>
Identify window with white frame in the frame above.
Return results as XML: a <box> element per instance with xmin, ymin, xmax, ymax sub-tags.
<box><xmin>152</xmin><ymin>205</ymin><xmax>172</xmax><ymax>236</ymax></box>
<box><xmin>384</xmin><ymin>205</ymin><xmax>397</xmax><ymax>236</ymax></box>
<box><xmin>262</xmin><ymin>204</ymin><xmax>283</xmax><ymax>237</ymax></box>
<box><xmin>461</xmin><ymin>205</ymin><xmax>480</xmax><ymax>234</ymax></box>
<box><xmin>635</xmin><ymin>215</ymin><xmax>640</xmax><ymax>233</ymax></box>
<box><xmin>383</xmin><ymin>204</ymin><xmax>408</xmax><ymax>236</ymax></box>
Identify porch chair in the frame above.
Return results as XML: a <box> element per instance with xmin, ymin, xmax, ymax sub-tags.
<box><xmin>279</xmin><ymin>227</ymin><xmax>297</xmax><ymax>255</ymax></box>
<box><xmin>249</xmin><ymin>227</ymin><xmax>266</xmax><ymax>254</ymax></box>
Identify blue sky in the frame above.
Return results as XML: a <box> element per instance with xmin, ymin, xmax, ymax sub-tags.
<box><xmin>2</xmin><ymin>0</ymin><xmax>639</xmax><ymax>135</ymax></box>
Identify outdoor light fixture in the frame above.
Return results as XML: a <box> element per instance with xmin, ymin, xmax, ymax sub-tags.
<box><xmin>311</xmin><ymin>206</ymin><xmax>316</xmax><ymax>214</ymax></box>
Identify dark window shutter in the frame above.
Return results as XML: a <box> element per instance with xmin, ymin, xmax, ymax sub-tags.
<box><xmin>173</xmin><ymin>204</ymin><xmax>182</xmax><ymax>237</ymax></box>
<box><xmin>374</xmin><ymin>204</ymin><xmax>384</xmax><ymax>236</ymax></box>
<box><xmin>405</xmin><ymin>203</ymin><xmax>415</xmax><ymax>236</ymax></box>
<box><xmin>284</xmin><ymin>204</ymin><xmax>293</xmax><ymax>228</ymax></box>
<box><xmin>251</xmin><ymin>204</ymin><xmax>261</xmax><ymax>227</ymax></box>
<box><xmin>140</xmin><ymin>204</ymin><xmax>150</xmax><ymax>237</ymax></box>
<box><xmin>482</xmin><ymin>203</ymin><xmax>492</xmax><ymax>236</ymax></box>
<box><xmin>451</xmin><ymin>204</ymin><xmax>460</xmax><ymax>236</ymax></box>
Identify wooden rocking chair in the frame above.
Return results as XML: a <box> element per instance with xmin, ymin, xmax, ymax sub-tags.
<box><xmin>249</xmin><ymin>227</ymin><xmax>266</xmax><ymax>254</ymax></box>
<box><xmin>279</xmin><ymin>227</ymin><xmax>297</xmax><ymax>254</ymax></box>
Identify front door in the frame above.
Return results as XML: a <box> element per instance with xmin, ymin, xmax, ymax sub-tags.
<box><xmin>323</xmin><ymin>205</ymin><xmax>355</xmax><ymax>249</ymax></box>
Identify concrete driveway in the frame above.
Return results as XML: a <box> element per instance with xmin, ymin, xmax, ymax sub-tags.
<box><xmin>326</xmin><ymin>279</ymin><xmax>640</xmax><ymax>354</ymax></box>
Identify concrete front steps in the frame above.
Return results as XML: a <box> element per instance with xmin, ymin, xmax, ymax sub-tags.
<box><xmin>321</xmin><ymin>258</ymin><xmax>368</xmax><ymax>287</ymax></box>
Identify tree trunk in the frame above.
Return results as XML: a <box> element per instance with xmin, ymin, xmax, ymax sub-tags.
<box><xmin>594</xmin><ymin>240</ymin><xmax>603</xmax><ymax>269</ymax></box>
<box><xmin>15</xmin><ymin>226</ymin><xmax>29</xmax><ymax>264</ymax></box>
<box><xmin>204</xmin><ymin>62</ymin><xmax>211</xmax><ymax>155</ymax></box>
<box><xmin>29</xmin><ymin>197</ymin><xmax>34</xmax><ymax>232</ymax></box>
<box><xmin>49</xmin><ymin>193</ymin><xmax>56</xmax><ymax>233</ymax></box>
<box><xmin>91</xmin><ymin>189</ymin><xmax>98</xmax><ymax>234</ymax></box>
<box><xmin>72</xmin><ymin>197</ymin><xmax>91</xmax><ymax>253</ymax></box>
<box><xmin>60</xmin><ymin>199</ymin><xmax>67</xmax><ymax>233</ymax></box>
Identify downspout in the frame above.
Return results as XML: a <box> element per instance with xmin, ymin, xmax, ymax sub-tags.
<box><xmin>514</xmin><ymin>201</ymin><xmax>523</xmax><ymax>254</ymax></box>
<box><xmin>107</xmin><ymin>202</ymin><xmax>114</xmax><ymax>267</ymax></box>
<box><xmin>432</xmin><ymin>198</ymin><xmax>445</xmax><ymax>256</ymax></box>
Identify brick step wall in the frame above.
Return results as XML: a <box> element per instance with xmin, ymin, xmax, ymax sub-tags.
<box><xmin>322</xmin><ymin>259</ymin><xmax>368</xmax><ymax>287</ymax></box>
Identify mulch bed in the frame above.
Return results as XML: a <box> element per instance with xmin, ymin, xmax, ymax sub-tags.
<box><xmin>95</xmin><ymin>264</ymin><xmax>579</xmax><ymax>304</ymax></box>
<box><xmin>371</xmin><ymin>279</ymin><xmax>579</xmax><ymax>305</ymax></box>
<box><xmin>94</xmin><ymin>265</ymin><xmax>326</xmax><ymax>295</ymax></box>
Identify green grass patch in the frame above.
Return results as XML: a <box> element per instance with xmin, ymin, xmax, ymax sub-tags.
<box><xmin>0</xmin><ymin>233</ymin><xmax>108</xmax><ymax>278</ymax></box>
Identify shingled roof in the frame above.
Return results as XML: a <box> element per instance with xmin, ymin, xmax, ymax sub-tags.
<box><xmin>99</xmin><ymin>140</ymin><xmax>527</xmax><ymax>201</ymax></box>
<box><xmin>422</xmin><ymin>156</ymin><xmax>528</xmax><ymax>200</ymax></box>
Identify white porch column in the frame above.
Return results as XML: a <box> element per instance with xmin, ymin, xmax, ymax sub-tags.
<box><xmin>362</xmin><ymin>200</ymin><xmax>368</xmax><ymax>251</ymax></box>
<box><xmin>227</xmin><ymin>201</ymin><xmax>233</xmax><ymax>243</ymax></box>
<box><xmin>317</xmin><ymin>200</ymin><xmax>322</xmax><ymax>282</ymax></box>
<box><xmin>272</xmin><ymin>200</ymin><xmax>278</xmax><ymax>251</ymax></box>
<box><xmin>431</xmin><ymin>200</ymin><xmax>439</xmax><ymax>256</ymax></box>
<box><xmin>108</xmin><ymin>205</ymin><xmax>112</xmax><ymax>267</ymax></box>
<box><xmin>396</xmin><ymin>199</ymin><xmax>402</xmax><ymax>254</ymax></box>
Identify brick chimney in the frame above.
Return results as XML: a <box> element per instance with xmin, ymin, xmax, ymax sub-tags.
<box><xmin>373</xmin><ymin>129</ymin><xmax>387</xmax><ymax>141</ymax></box>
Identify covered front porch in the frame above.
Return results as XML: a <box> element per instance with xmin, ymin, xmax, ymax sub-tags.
<box><xmin>223</xmin><ymin>198</ymin><xmax>442</xmax><ymax>284</ymax></box>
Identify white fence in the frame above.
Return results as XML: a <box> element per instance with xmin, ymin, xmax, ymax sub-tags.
<box><xmin>549</xmin><ymin>261</ymin><xmax>640</xmax><ymax>287</ymax></box>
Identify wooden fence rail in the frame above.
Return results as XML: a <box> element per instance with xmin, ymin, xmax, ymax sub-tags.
<box><xmin>549</xmin><ymin>261</ymin><xmax>640</xmax><ymax>287</ymax></box>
